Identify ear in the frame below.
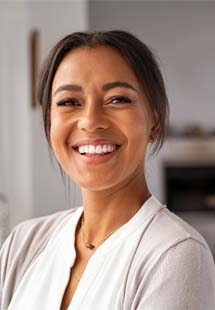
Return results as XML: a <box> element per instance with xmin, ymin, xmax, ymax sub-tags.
<box><xmin>149</xmin><ymin>114</ymin><xmax>161</xmax><ymax>143</ymax></box>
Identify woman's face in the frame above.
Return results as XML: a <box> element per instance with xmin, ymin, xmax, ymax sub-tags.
<box><xmin>51</xmin><ymin>46</ymin><xmax>154</xmax><ymax>191</ymax></box>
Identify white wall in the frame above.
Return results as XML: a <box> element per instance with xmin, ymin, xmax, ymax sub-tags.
<box><xmin>0</xmin><ymin>3</ymin><xmax>33</xmax><ymax>230</ymax></box>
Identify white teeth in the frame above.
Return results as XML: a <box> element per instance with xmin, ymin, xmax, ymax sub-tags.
<box><xmin>102</xmin><ymin>145</ymin><xmax>108</xmax><ymax>153</ymax></box>
<box><xmin>96</xmin><ymin>145</ymin><xmax>103</xmax><ymax>154</ymax></box>
<box><xmin>77</xmin><ymin>144</ymin><xmax>118</xmax><ymax>155</ymax></box>
<box><xmin>89</xmin><ymin>145</ymin><xmax>95</xmax><ymax>154</ymax></box>
<box><xmin>79</xmin><ymin>146</ymin><xmax>85</xmax><ymax>154</ymax></box>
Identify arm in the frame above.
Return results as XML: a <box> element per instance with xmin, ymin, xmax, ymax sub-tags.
<box><xmin>0</xmin><ymin>228</ymin><xmax>17</xmax><ymax>309</ymax></box>
<box><xmin>0</xmin><ymin>210</ymin><xmax>72</xmax><ymax>309</ymax></box>
<box><xmin>136</xmin><ymin>239</ymin><xmax>215</xmax><ymax>310</ymax></box>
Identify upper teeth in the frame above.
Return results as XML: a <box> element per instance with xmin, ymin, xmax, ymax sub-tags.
<box><xmin>77</xmin><ymin>144</ymin><xmax>117</xmax><ymax>154</ymax></box>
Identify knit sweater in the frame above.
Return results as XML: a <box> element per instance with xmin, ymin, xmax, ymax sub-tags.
<box><xmin>0</xmin><ymin>196</ymin><xmax>215</xmax><ymax>310</ymax></box>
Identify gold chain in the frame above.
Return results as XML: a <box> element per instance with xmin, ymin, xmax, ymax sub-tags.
<box><xmin>80</xmin><ymin>214</ymin><xmax>118</xmax><ymax>250</ymax></box>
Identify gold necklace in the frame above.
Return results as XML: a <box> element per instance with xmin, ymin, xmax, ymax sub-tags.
<box><xmin>80</xmin><ymin>215</ymin><xmax>118</xmax><ymax>250</ymax></box>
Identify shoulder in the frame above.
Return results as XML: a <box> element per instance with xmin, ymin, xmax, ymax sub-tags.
<box><xmin>3</xmin><ymin>207</ymin><xmax>80</xmax><ymax>253</ymax></box>
<box><xmin>132</xmin><ymin>201</ymin><xmax>214</xmax><ymax>276</ymax></box>
<box><xmin>128</xmin><ymin>205</ymin><xmax>215</xmax><ymax>309</ymax></box>
<box><xmin>154</xmin><ymin>208</ymin><xmax>215</xmax><ymax>276</ymax></box>
<box><xmin>0</xmin><ymin>207</ymin><xmax>82</xmax><ymax>306</ymax></box>
<box><xmin>143</xmin><ymin>205</ymin><xmax>211</xmax><ymax>255</ymax></box>
<box><xmin>11</xmin><ymin>207</ymin><xmax>79</xmax><ymax>239</ymax></box>
<box><xmin>1</xmin><ymin>207</ymin><xmax>81</xmax><ymax>262</ymax></box>
<box><xmin>133</xmin><ymin>235</ymin><xmax>215</xmax><ymax>309</ymax></box>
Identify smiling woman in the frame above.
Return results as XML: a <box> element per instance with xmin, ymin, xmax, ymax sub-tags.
<box><xmin>50</xmin><ymin>45</ymin><xmax>154</xmax><ymax>192</ymax></box>
<box><xmin>0</xmin><ymin>30</ymin><xmax>215</xmax><ymax>310</ymax></box>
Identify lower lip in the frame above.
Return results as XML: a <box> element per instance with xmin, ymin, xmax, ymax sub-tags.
<box><xmin>73</xmin><ymin>148</ymin><xmax>120</xmax><ymax>164</ymax></box>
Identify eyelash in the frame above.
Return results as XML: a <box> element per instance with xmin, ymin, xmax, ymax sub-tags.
<box><xmin>108</xmin><ymin>96</ymin><xmax>132</xmax><ymax>104</ymax></box>
<box><xmin>56</xmin><ymin>96</ymin><xmax>132</xmax><ymax>107</ymax></box>
<box><xmin>56</xmin><ymin>98</ymin><xmax>79</xmax><ymax>107</ymax></box>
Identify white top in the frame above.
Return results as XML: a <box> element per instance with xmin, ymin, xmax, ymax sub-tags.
<box><xmin>8</xmin><ymin>196</ymin><xmax>215</xmax><ymax>310</ymax></box>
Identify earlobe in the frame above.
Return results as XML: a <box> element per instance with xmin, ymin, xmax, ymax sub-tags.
<box><xmin>149</xmin><ymin>132</ymin><xmax>156</xmax><ymax>143</ymax></box>
<box><xmin>149</xmin><ymin>122</ymin><xmax>160</xmax><ymax>143</ymax></box>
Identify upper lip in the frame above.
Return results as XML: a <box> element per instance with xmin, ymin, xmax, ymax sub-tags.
<box><xmin>72</xmin><ymin>139</ymin><xmax>122</xmax><ymax>148</ymax></box>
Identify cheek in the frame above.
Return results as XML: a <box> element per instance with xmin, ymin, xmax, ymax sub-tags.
<box><xmin>129</xmin><ymin>127</ymin><xmax>149</xmax><ymax>162</ymax></box>
<box><xmin>122</xmin><ymin>113</ymin><xmax>151</xmax><ymax>162</ymax></box>
<box><xmin>123</xmin><ymin>112</ymin><xmax>151</xmax><ymax>144</ymax></box>
<box><xmin>50</xmin><ymin>116</ymin><xmax>69</xmax><ymax>161</ymax></box>
<box><xmin>50</xmin><ymin>119</ymin><xmax>61</xmax><ymax>150</ymax></box>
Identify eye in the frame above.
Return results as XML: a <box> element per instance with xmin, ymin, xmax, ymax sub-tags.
<box><xmin>109</xmin><ymin>96</ymin><xmax>132</xmax><ymax>104</ymax></box>
<box><xmin>56</xmin><ymin>98</ymin><xmax>80</xmax><ymax>107</ymax></box>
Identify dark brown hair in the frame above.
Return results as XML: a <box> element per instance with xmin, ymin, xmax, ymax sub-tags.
<box><xmin>38</xmin><ymin>30</ymin><xmax>169</xmax><ymax>154</ymax></box>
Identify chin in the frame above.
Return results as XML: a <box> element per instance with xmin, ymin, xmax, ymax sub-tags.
<box><xmin>74</xmin><ymin>175</ymin><xmax>120</xmax><ymax>192</ymax></box>
<box><xmin>78</xmin><ymin>180</ymin><xmax>115</xmax><ymax>192</ymax></box>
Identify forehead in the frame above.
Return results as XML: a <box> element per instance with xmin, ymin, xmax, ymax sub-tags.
<box><xmin>52</xmin><ymin>45</ymin><xmax>140</xmax><ymax>92</ymax></box>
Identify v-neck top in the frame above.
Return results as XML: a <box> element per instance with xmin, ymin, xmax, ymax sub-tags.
<box><xmin>1</xmin><ymin>195</ymin><xmax>215</xmax><ymax>310</ymax></box>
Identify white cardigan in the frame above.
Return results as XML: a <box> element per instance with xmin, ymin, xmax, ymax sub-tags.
<box><xmin>1</xmin><ymin>195</ymin><xmax>215</xmax><ymax>310</ymax></box>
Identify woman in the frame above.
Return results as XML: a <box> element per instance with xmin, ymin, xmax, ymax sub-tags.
<box><xmin>0</xmin><ymin>30</ymin><xmax>214</xmax><ymax>310</ymax></box>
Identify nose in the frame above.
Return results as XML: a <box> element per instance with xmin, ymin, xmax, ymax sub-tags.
<box><xmin>77</xmin><ymin>101</ymin><xmax>109</xmax><ymax>133</ymax></box>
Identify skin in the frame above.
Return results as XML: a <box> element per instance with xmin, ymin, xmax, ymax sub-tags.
<box><xmin>51</xmin><ymin>45</ymin><xmax>155</xmax><ymax>245</ymax></box>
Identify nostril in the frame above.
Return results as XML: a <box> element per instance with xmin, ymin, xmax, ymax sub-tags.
<box><xmin>77</xmin><ymin>115</ymin><xmax>109</xmax><ymax>132</ymax></box>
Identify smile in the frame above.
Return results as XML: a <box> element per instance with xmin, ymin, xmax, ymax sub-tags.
<box><xmin>72</xmin><ymin>143</ymin><xmax>121</xmax><ymax>164</ymax></box>
<box><xmin>73</xmin><ymin>144</ymin><xmax>120</xmax><ymax>156</ymax></box>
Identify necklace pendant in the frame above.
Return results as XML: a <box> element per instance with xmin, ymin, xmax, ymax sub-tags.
<box><xmin>85</xmin><ymin>243</ymin><xmax>95</xmax><ymax>250</ymax></box>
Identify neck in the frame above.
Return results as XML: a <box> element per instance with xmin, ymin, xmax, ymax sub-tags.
<box><xmin>80</xmin><ymin>167</ymin><xmax>150</xmax><ymax>245</ymax></box>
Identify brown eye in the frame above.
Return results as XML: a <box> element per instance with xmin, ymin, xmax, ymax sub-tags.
<box><xmin>56</xmin><ymin>98</ymin><xmax>80</xmax><ymax>107</ymax></box>
<box><xmin>110</xmin><ymin>96</ymin><xmax>132</xmax><ymax>104</ymax></box>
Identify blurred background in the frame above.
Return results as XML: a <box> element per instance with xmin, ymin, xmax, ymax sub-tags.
<box><xmin>0</xmin><ymin>0</ymin><xmax>214</xmax><ymax>257</ymax></box>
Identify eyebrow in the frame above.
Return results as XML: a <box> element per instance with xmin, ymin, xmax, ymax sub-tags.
<box><xmin>102</xmin><ymin>81</ymin><xmax>137</xmax><ymax>92</ymax></box>
<box><xmin>53</xmin><ymin>81</ymin><xmax>138</xmax><ymax>96</ymax></box>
